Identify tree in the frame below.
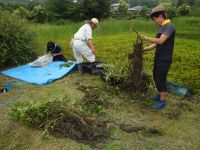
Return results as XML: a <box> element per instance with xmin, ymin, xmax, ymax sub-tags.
<box><xmin>117</xmin><ymin>0</ymin><xmax>128</xmax><ymax>18</ymax></box>
<box><xmin>32</xmin><ymin>5</ymin><xmax>46</xmax><ymax>23</ymax></box>
<box><xmin>45</xmin><ymin>0</ymin><xmax>73</xmax><ymax>19</ymax></box>
<box><xmin>27</xmin><ymin>0</ymin><xmax>40</xmax><ymax>10</ymax></box>
<box><xmin>187</xmin><ymin>0</ymin><xmax>195</xmax><ymax>6</ymax></box>
<box><xmin>0</xmin><ymin>2</ymin><xmax>4</xmax><ymax>10</ymax></box>
<box><xmin>177</xmin><ymin>0</ymin><xmax>184</xmax><ymax>7</ymax></box>
<box><xmin>65</xmin><ymin>1</ymin><xmax>85</xmax><ymax>21</ymax></box>
<box><xmin>194</xmin><ymin>0</ymin><xmax>200</xmax><ymax>6</ymax></box>
<box><xmin>78</xmin><ymin>0</ymin><xmax>111</xmax><ymax>20</ymax></box>
<box><xmin>0</xmin><ymin>2</ymin><xmax>19</xmax><ymax>12</ymax></box>
<box><xmin>13</xmin><ymin>6</ymin><xmax>31</xmax><ymax>20</ymax></box>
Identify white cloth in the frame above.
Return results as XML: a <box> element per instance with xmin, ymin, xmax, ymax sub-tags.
<box><xmin>29</xmin><ymin>54</ymin><xmax>53</xmax><ymax>67</ymax></box>
<box><xmin>73</xmin><ymin>40</ymin><xmax>95</xmax><ymax>63</ymax></box>
<box><xmin>72</xmin><ymin>24</ymin><xmax>95</xmax><ymax>63</ymax></box>
<box><xmin>74</xmin><ymin>24</ymin><xmax>92</xmax><ymax>41</ymax></box>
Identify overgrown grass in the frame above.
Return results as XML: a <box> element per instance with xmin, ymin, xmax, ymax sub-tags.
<box><xmin>33</xmin><ymin>16</ymin><xmax>200</xmax><ymax>44</ymax></box>
<box><xmin>31</xmin><ymin>17</ymin><xmax>200</xmax><ymax>90</ymax></box>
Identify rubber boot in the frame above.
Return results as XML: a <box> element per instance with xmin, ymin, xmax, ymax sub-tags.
<box><xmin>77</xmin><ymin>64</ymin><xmax>83</xmax><ymax>74</ymax></box>
<box><xmin>91</xmin><ymin>63</ymin><xmax>98</xmax><ymax>74</ymax></box>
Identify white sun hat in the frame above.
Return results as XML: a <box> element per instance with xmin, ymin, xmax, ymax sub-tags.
<box><xmin>89</xmin><ymin>18</ymin><xmax>99</xmax><ymax>26</ymax></box>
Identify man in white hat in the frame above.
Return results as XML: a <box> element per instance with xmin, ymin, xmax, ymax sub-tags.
<box><xmin>72</xmin><ymin>18</ymin><xmax>99</xmax><ymax>74</ymax></box>
<box><xmin>138</xmin><ymin>5</ymin><xmax>176</xmax><ymax>109</ymax></box>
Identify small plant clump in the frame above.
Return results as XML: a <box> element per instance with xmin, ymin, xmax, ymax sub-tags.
<box><xmin>98</xmin><ymin>63</ymin><xmax>128</xmax><ymax>85</ymax></box>
<box><xmin>59</xmin><ymin>61</ymin><xmax>74</xmax><ymax>68</ymax></box>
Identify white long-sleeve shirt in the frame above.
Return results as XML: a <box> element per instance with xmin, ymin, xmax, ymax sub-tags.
<box><xmin>74</xmin><ymin>24</ymin><xmax>92</xmax><ymax>42</ymax></box>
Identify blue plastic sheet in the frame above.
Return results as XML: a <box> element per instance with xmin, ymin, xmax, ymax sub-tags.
<box><xmin>1</xmin><ymin>61</ymin><xmax>77</xmax><ymax>85</ymax></box>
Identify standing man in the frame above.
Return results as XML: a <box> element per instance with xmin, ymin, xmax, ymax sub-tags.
<box><xmin>72</xmin><ymin>18</ymin><xmax>99</xmax><ymax>73</ymax></box>
<box><xmin>138</xmin><ymin>5</ymin><xmax>176</xmax><ymax>109</ymax></box>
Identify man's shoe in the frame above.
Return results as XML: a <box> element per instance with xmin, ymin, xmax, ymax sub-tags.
<box><xmin>152</xmin><ymin>100</ymin><xmax>165</xmax><ymax>109</ymax></box>
<box><xmin>150</xmin><ymin>95</ymin><xmax>160</xmax><ymax>101</ymax></box>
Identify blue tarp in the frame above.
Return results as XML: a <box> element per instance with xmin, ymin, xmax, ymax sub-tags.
<box><xmin>1</xmin><ymin>61</ymin><xmax>77</xmax><ymax>85</ymax></box>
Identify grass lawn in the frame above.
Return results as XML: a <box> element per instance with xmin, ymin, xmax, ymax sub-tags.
<box><xmin>0</xmin><ymin>17</ymin><xmax>200</xmax><ymax>150</ymax></box>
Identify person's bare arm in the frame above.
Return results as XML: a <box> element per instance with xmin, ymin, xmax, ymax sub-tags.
<box><xmin>87</xmin><ymin>39</ymin><xmax>96</xmax><ymax>54</ymax></box>
<box><xmin>143</xmin><ymin>44</ymin><xmax>157</xmax><ymax>51</ymax></box>
<box><xmin>139</xmin><ymin>34</ymin><xmax>169</xmax><ymax>45</ymax></box>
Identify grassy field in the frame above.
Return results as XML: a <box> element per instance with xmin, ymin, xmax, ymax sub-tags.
<box><xmin>0</xmin><ymin>17</ymin><xmax>200</xmax><ymax>150</ymax></box>
<box><xmin>33</xmin><ymin>16</ymin><xmax>200</xmax><ymax>89</ymax></box>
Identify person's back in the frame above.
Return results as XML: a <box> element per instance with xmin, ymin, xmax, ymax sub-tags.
<box><xmin>74</xmin><ymin>24</ymin><xmax>92</xmax><ymax>42</ymax></box>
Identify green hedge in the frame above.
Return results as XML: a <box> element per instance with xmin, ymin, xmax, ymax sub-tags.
<box><xmin>0</xmin><ymin>12</ymin><xmax>38</xmax><ymax>68</ymax></box>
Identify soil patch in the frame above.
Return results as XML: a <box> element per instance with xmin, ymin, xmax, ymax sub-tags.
<box><xmin>120</xmin><ymin>124</ymin><xmax>163</xmax><ymax>138</ymax></box>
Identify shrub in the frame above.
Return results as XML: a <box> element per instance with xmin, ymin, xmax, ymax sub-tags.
<box><xmin>32</xmin><ymin>5</ymin><xmax>46</xmax><ymax>23</ymax></box>
<box><xmin>178</xmin><ymin>4</ymin><xmax>190</xmax><ymax>16</ymax></box>
<box><xmin>99</xmin><ymin>64</ymin><xmax>127</xmax><ymax>85</ymax></box>
<box><xmin>0</xmin><ymin>12</ymin><xmax>38</xmax><ymax>68</ymax></box>
<box><xmin>166</xmin><ymin>7</ymin><xmax>177</xmax><ymax>19</ymax></box>
<box><xmin>13</xmin><ymin>6</ymin><xmax>31</xmax><ymax>20</ymax></box>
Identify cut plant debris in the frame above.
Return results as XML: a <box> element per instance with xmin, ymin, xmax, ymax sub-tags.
<box><xmin>11</xmin><ymin>100</ymin><xmax>109</xmax><ymax>146</ymax></box>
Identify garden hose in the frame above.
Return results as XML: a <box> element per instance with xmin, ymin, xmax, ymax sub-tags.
<box><xmin>0</xmin><ymin>80</ymin><xmax>23</xmax><ymax>108</ymax></box>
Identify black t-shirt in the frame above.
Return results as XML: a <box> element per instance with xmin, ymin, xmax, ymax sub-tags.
<box><xmin>155</xmin><ymin>23</ymin><xmax>176</xmax><ymax>61</ymax></box>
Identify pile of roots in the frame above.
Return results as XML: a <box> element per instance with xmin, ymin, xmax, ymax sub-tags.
<box><xmin>17</xmin><ymin>101</ymin><xmax>109</xmax><ymax>145</ymax></box>
<box><xmin>123</xmin><ymin>41</ymin><xmax>151</xmax><ymax>92</ymax></box>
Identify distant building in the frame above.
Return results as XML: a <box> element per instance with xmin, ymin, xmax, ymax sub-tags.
<box><xmin>110</xmin><ymin>3</ymin><xmax>130</xmax><ymax>12</ymax></box>
<box><xmin>128</xmin><ymin>6</ymin><xmax>143</xmax><ymax>12</ymax></box>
